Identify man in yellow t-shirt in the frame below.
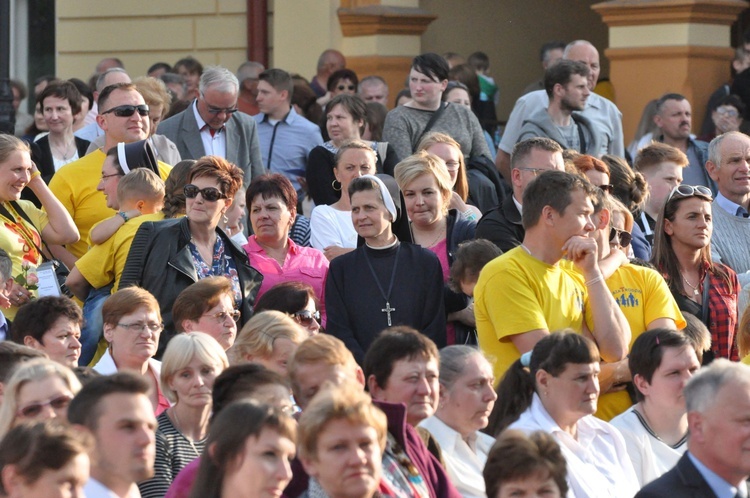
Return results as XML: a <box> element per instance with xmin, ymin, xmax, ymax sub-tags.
<box><xmin>584</xmin><ymin>193</ymin><xmax>685</xmax><ymax>420</ymax></box>
<box><xmin>475</xmin><ymin>170</ymin><xmax>631</xmax><ymax>383</ymax></box>
<box><xmin>49</xmin><ymin>82</ymin><xmax>171</xmax><ymax>267</ymax></box>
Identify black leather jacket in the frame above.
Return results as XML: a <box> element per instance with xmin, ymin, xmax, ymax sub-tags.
<box><xmin>120</xmin><ymin>217</ymin><xmax>263</xmax><ymax>358</ymax></box>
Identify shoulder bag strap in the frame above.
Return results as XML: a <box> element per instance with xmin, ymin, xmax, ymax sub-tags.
<box><xmin>4</xmin><ymin>201</ymin><xmax>51</xmax><ymax>262</ymax></box>
<box><xmin>416</xmin><ymin>102</ymin><xmax>448</xmax><ymax>148</ymax></box>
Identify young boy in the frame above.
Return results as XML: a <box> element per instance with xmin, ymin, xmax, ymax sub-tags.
<box><xmin>633</xmin><ymin>143</ymin><xmax>689</xmax><ymax>246</ymax></box>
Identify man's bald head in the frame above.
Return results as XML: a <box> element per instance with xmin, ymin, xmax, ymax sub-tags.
<box><xmin>564</xmin><ymin>40</ymin><xmax>600</xmax><ymax>91</ymax></box>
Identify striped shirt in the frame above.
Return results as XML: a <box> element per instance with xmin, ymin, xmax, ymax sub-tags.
<box><xmin>138</xmin><ymin>411</ymin><xmax>206</xmax><ymax>498</ymax></box>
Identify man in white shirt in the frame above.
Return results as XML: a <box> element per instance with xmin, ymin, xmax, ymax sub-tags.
<box><xmin>68</xmin><ymin>372</ymin><xmax>157</xmax><ymax>498</ymax></box>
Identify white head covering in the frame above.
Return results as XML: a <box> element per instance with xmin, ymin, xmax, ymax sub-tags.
<box><xmin>359</xmin><ymin>174</ymin><xmax>397</xmax><ymax>221</ymax></box>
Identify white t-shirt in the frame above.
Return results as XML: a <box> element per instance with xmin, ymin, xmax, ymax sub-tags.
<box><xmin>310</xmin><ymin>204</ymin><xmax>357</xmax><ymax>250</ymax></box>
<box><xmin>610</xmin><ymin>405</ymin><xmax>687</xmax><ymax>487</ymax></box>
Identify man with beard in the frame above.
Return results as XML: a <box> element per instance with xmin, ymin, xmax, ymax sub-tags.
<box><xmin>653</xmin><ymin>93</ymin><xmax>712</xmax><ymax>191</ymax></box>
<box><xmin>516</xmin><ymin>60</ymin><xmax>601</xmax><ymax>154</ymax></box>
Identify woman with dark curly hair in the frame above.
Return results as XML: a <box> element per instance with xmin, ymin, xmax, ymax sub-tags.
<box><xmin>120</xmin><ymin>156</ymin><xmax>263</xmax><ymax>357</ymax></box>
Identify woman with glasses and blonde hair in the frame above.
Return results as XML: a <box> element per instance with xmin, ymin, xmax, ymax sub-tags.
<box><xmin>139</xmin><ymin>332</ymin><xmax>229</xmax><ymax>498</ymax></box>
<box><xmin>652</xmin><ymin>184</ymin><xmax>740</xmax><ymax>362</ymax></box>
<box><xmin>121</xmin><ymin>156</ymin><xmax>263</xmax><ymax>357</ymax></box>
<box><xmin>172</xmin><ymin>276</ymin><xmax>240</xmax><ymax>351</ymax></box>
<box><xmin>417</xmin><ymin>132</ymin><xmax>483</xmax><ymax>220</ymax></box>
<box><xmin>93</xmin><ymin>286</ymin><xmax>170</xmax><ymax>415</ymax></box>
<box><xmin>230</xmin><ymin>310</ymin><xmax>307</xmax><ymax>375</ymax></box>
<box><xmin>0</xmin><ymin>359</ymin><xmax>82</xmax><ymax>440</ymax></box>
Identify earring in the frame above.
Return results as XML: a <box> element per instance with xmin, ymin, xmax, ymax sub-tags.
<box><xmin>222</xmin><ymin>213</ymin><xmax>229</xmax><ymax>224</ymax></box>
<box><xmin>332</xmin><ymin>179</ymin><xmax>342</xmax><ymax>191</ymax></box>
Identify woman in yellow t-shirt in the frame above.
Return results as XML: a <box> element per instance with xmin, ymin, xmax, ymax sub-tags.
<box><xmin>0</xmin><ymin>135</ymin><xmax>78</xmax><ymax>319</ymax></box>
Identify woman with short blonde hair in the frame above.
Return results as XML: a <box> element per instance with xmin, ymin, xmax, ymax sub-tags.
<box><xmin>394</xmin><ymin>151</ymin><xmax>476</xmax><ymax>345</ymax></box>
<box><xmin>229</xmin><ymin>310</ymin><xmax>306</xmax><ymax>376</ymax></box>
<box><xmin>298</xmin><ymin>383</ymin><xmax>388</xmax><ymax>498</ymax></box>
<box><xmin>139</xmin><ymin>332</ymin><xmax>228</xmax><ymax>498</ymax></box>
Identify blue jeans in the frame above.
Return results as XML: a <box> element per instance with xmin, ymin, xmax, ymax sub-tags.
<box><xmin>79</xmin><ymin>285</ymin><xmax>112</xmax><ymax>366</ymax></box>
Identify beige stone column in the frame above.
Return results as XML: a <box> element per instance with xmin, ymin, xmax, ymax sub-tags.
<box><xmin>337</xmin><ymin>0</ymin><xmax>436</xmax><ymax>107</ymax></box>
<box><xmin>592</xmin><ymin>0</ymin><xmax>746</xmax><ymax>142</ymax></box>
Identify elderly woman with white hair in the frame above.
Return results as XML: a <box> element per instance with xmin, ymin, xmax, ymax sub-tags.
<box><xmin>419</xmin><ymin>345</ymin><xmax>497</xmax><ymax>498</ymax></box>
<box><xmin>325</xmin><ymin>174</ymin><xmax>446</xmax><ymax>364</ymax></box>
<box><xmin>138</xmin><ymin>332</ymin><xmax>229</xmax><ymax>498</ymax></box>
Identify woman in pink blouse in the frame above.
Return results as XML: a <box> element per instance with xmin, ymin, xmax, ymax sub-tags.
<box><xmin>243</xmin><ymin>174</ymin><xmax>329</xmax><ymax>325</ymax></box>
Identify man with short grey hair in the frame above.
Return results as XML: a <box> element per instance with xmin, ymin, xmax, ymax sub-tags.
<box><xmin>159</xmin><ymin>65</ymin><xmax>263</xmax><ymax>184</ymax></box>
<box><xmin>358</xmin><ymin>76</ymin><xmax>389</xmax><ymax>107</ymax></box>
<box><xmin>636</xmin><ymin>359</ymin><xmax>750</xmax><ymax>497</ymax></box>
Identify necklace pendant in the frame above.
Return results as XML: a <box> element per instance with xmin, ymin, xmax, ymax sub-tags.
<box><xmin>693</xmin><ymin>288</ymin><xmax>700</xmax><ymax>296</ymax></box>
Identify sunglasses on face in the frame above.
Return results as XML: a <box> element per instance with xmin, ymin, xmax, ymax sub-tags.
<box><xmin>292</xmin><ymin>310</ymin><xmax>320</xmax><ymax>327</ymax></box>
<box><xmin>337</xmin><ymin>85</ymin><xmax>356</xmax><ymax>91</ymax></box>
<box><xmin>667</xmin><ymin>184</ymin><xmax>713</xmax><ymax>203</ymax></box>
<box><xmin>184</xmin><ymin>184</ymin><xmax>227</xmax><ymax>202</ymax></box>
<box><xmin>17</xmin><ymin>394</ymin><xmax>74</xmax><ymax>418</ymax></box>
<box><xmin>598</xmin><ymin>184</ymin><xmax>614</xmax><ymax>193</ymax></box>
<box><xmin>203</xmin><ymin>309</ymin><xmax>241</xmax><ymax>323</ymax></box>
<box><xmin>100</xmin><ymin>104</ymin><xmax>150</xmax><ymax>117</ymax></box>
<box><xmin>609</xmin><ymin>226</ymin><xmax>632</xmax><ymax>248</ymax></box>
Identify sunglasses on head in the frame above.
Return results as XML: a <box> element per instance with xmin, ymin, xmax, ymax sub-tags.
<box><xmin>667</xmin><ymin>184</ymin><xmax>713</xmax><ymax>203</ymax></box>
<box><xmin>292</xmin><ymin>310</ymin><xmax>320</xmax><ymax>326</ymax></box>
<box><xmin>609</xmin><ymin>226</ymin><xmax>632</xmax><ymax>248</ymax></box>
<box><xmin>184</xmin><ymin>184</ymin><xmax>227</xmax><ymax>202</ymax></box>
<box><xmin>17</xmin><ymin>394</ymin><xmax>74</xmax><ymax>418</ymax></box>
<box><xmin>101</xmin><ymin>104</ymin><xmax>150</xmax><ymax>117</ymax></box>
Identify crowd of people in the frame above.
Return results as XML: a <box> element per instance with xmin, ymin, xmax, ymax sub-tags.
<box><xmin>3</xmin><ymin>36</ymin><xmax>750</xmax><ymax>498</ymax></box>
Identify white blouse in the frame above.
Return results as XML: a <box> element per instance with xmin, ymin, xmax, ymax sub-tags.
<box><xmin>509</xmin><ymin>393</ymin><xmax>639</xmax><ymax>498</ymax></box>
<box><xmin>419</xmin><ymin>416</ymin><xmax>495</xmax><ymax>498</ymax></box>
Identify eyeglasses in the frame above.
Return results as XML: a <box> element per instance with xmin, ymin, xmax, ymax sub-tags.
<box><xmin>200</xmin><ymin>93</ymin><xmax>239</xmax><ymax>115</ymax></box>
<box><xmin>117</xmin><ymin>322</ymin><xmax>164</xmax><ymax>333</ymax></box>
<box><xmin>598</xmin><ymin>184</ymin><xmax>614</xmax><ymax>193</ymax></box>
<box><xmin>184</xmin><ymin>184</ymin><xmax>227</xmax><ymax>202</ymax></box>
<box><xmin>716</xmin><ymin>107</ymin><xmax>740</xmax><ymax>118</ymax></box>
<box><xmin>101</xmin><ymin>172</ymin><xmax>123</xmax><ymax>181</ymax></box>
<box><xmin>609</xmin><ymin>226</ymin><xmax>632</xmax><ymax>248</ymax></box>
<box><xmin>203</xmin><ymin>309</ymin><xmax>241</xmax><ymax>323</ymax></box>
<box><xmin>444</xmin><ymin>160</ymin><xmax>460</xmax><ymax>172</ymax></box>
<box><xmin>101</xmin><ymin>104</ymin><xmax>150</xmax><ymax>117</ymax></box>
<box><xmin>17</xmin><ymin>394</ymin><xmax>74</xmax><ymax>418</ymax></box>
<box><xmin>517</xmin><ymin>167</ymin><xmax>546</xmax><ymax>176</ymax></box>
<box><xmin>292</xmin><ymin>310</ymin><xmax>320</xmax><ymax>327</ymax></box>
<box><xmin>336</xmin><ymin>85</ymin><xmax>356</xmax><ymax>91</ymax></box>
<box><xmin>667</xmin><ymin>184</ymin><xmax>713</xmax><ymax>203</ymax></box>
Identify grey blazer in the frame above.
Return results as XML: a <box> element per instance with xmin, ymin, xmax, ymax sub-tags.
<box><xmin>158</xmin><ymin>102</ymin><xmax>264</xmax><ymax>186</ymax></box>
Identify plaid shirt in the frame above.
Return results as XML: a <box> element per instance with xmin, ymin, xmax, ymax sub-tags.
<box><xmin>707</xmin><ymin>264</ymin><xmax>740</xmax><ymax>361</ymax></box>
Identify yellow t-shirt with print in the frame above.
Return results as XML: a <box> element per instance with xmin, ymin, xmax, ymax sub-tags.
<box><xmin>588</xmin><ymin>263</ymin><xmax>686</xmax><ymax>421</ymax></box>
<box><xmin>475</xmin><ymin>247</ymin><xmax>589</xmax><ymax>383</ymax></box>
